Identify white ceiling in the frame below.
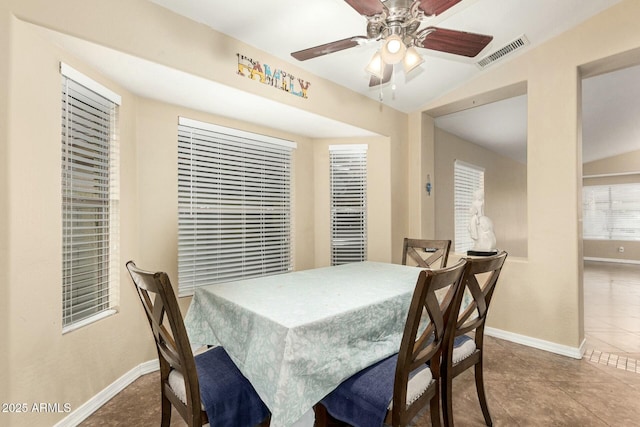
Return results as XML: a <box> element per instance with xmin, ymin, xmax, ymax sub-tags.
<box><xmin>148</xmin><ymin>0</ymin><xmax>621</xmax><ymax>113</ymax></box>
<box><xmin>435</xmin><ymin>94</ymin><xmax>528</xmax><ymax>163</ymax></box>
<box><xmin>434</xmin><ymin>62</ymin><xmax>640</xmax><ymax>164</ymax></box>
<box><xmin>582</xmin><ymin>64</ymin><xmax>640</xmax><ymax>163</ymax></box>
<box><xmin>38</xmin><ymin>0</ymin><xmax>640</xmax><ymax>163</ymax></box>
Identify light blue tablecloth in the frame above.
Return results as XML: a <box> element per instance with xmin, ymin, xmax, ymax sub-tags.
<box><xmin>184</xmin><ymin>261</ymin><xmax>423</xmax><ymax>427</ymax></box>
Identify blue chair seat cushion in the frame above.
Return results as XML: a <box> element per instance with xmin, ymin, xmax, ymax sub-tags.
<box><xmin>320</xmin><ymin>353</ymin><xmax>433</xmax><ymax>427</ymax></box>
<box><xmin>320</xmin><ymin>354</ymin><xmax>398</xmax><ymax>427</ymax></box>
<box><xmin>169</xmin><ymin>346</ymin><xmax>269</xmax><ymax>427</ymax></box>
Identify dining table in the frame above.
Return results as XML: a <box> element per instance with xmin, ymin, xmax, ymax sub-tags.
<box><xmin>184</xmin><ymin>261</ymin><xmax>424</xmax><ymax>427</ymax></box>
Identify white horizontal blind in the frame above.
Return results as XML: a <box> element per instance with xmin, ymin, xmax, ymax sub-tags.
<box><xmin>454</xmin><ymin>160</ymin><xmax>485</xmax><ymax>253</ymax></box>
<box><xmin>178</xmin><ymin>118</ymin><xmax>295</xmax><ymax>294</ymax></box>
<box><xmin>583</xmin><ymin>183</ymin><xmax>640</xmax><ymax>241</ymax></box>
<box><xmin>330</xmin><ymin>145</ymin><xmax>367</xmax><ymax>265</ymax></box>
<box><xmin>61</xmin><ymin>66</ymin><xmax>119</xmax><ymax>330</ymax></box>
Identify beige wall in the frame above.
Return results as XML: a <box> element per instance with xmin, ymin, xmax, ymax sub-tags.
<box><xmin>583</xmin><ymin>150</ymin><xmax>640</xmax><ymax>261</ymax></box>
<box><xmin>1</xmin><ymin>1</ymin><xmax>409</xmax><ymax>425</ymax></box>
<box><xmin>406</xmin><ymin>112</ymin><xmax>437</xmax><ymax>239</ymax></box>
<box><xmin>411</xmin><ymin>0</ymin><xmax>640</xmax><ymax>349</ymax></box>
<box><xmin>433</xmin><ymin>128</ymin><xmax>528</xmax><ymax>258</ymax></box>
<box><xmin>584</xmin><ymin>239</ymin><xmax>640</xmax><ymax>261</ymax></box>
<box><xmin>5</xmin><ymin>0</ymin><xmax>640</xmax><ymax>424</ymax></box>
<box><xmin>0</xmin><ymin>6</ymin><xmax>11</xmax><ymax>408</ymax></box>
<box><xmin>3</xmin><ymin>15</ymin><xmax>151</xmax><ymax>427</ymax></box>
<box><xmin>583</xmin><ymin>147</ymin><xmax>640</xmax><ymax>176</ymax></box>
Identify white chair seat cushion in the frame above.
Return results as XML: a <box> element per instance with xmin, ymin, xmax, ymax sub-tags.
<box><xmin>452</xmin><ymin>334</ymin><xmax>477</xmax><ymax>364</ymax></box>
<box><xmin>168</xmin><ymin>368</ymin><xmax>206</xmax><ymax>409</ymax></box>
<box><xmin>388</xmin><ymin>364</ymin><xmax>434</xmax><ymax>410</ymax></box>
<box><xmin>167</xmin><ymin>346</ymin><xmax>215</xmax><ymax>409</ymax></box>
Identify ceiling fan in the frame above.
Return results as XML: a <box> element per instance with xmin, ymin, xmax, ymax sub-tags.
<box><xmin>291</xmin><ymin>0</ymin><xmax>493</xmax><ymax>87</ymax></box>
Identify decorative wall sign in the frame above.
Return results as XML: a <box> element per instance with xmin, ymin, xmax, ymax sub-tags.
<box><xmin>237</xmin><ymin>53</ymin><xmax>311</xmax><ymax>99</ymax></box>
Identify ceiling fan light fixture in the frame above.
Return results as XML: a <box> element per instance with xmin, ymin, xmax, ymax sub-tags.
<box><xmin>365</xmin><ymin>51</ymin><xmax>386</xmax><ymax>78</ymax></box>
<box><xmin>290</xmin><ymin>0</ymin><xmax>495</xmax><ymax>90</ymax></box>
<box><xmin>381</xmin><ymin>34</ymin><xmax>406</xmax><ymax>64</ymax></box>
<box><xmin>387</xmin><ymin>38</ymin><xmax>402</xmax><ymax>54</ymax></box>
<box><xmin>402</xmin><ymin>46</ymin><xmax>424</xmax><ymax>74</ymax></box>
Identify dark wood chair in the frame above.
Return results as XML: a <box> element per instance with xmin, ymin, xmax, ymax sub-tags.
<box><xmin>314</xmin><ymin>259</ymin><xmax>468</xmax><ymax>427</ymax></box>
<box><xmin>402</xmin><ymin>238</ymin><xmax>452</xmax><ymax>269</ymax></box>
<box><xmin>126</xmin><ymin>261</ymin><xmax>270</xmax><ymax>427</ymax></box>
<box><xmin>440</xmin><ymin>251</ymin><xmax>508</xmax><ymax>427</ymax></box>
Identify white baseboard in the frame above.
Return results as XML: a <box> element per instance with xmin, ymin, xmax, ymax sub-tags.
<box><xmin>584</xmin><ymin>257</ymin><xmax>640</xmax><ymax>265</ymax></box>
<box><xmin>54</xmin><ymin>359</ymin><xmax>159</xmax><ymax>427</ymax></box>
<box><xmin>485</xmin><ymin>327</ymin><xmax>585</xmax><ymax>359</ymax></box>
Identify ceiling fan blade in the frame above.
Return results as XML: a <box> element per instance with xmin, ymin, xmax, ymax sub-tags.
<box><xmin>369</xmin><ymin>63</ymin><xmax>393</xmax><ymax>87</ymax></box>
<box><xmin>291</xmin><ymin>36</ymin><xmax>368</xmax><ymax>61</ymax></box>
<box><xmin>420</xmin><ymin>27</ymin><xmax>493</xmax><ymax>57</ymax></box>
<box><xmin>417</xmin><ymin>0</ymin><xmax>462</xmax><ymax>16</ymax></box>
<box><xmin>345</xmin><ymin>0</ymin><xmax>385</xmax><ymax>17</ymax></box>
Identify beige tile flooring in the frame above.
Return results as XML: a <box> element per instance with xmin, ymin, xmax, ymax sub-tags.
<box><xmin>583</xmin><ymin>260</ymin><xmax>640</xmax><ymax>371</ymax></box>
<box><xmin>82</xmin><ymin>261</ymin><xmax>640</xmax><ymax>426</ymax></box>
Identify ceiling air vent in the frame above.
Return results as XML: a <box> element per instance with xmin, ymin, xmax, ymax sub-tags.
<box><xmin>476</xmin><ymin>35</ymin><xmax>530</xmax><ymax>69</ymax></box>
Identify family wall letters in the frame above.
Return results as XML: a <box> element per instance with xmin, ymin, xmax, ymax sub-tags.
<box><xmin>237</xmin><ymin>53</ymin><xmax>311</xmax><ymax>99</ymax></box>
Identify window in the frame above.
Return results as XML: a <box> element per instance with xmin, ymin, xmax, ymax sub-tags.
<box><xmin>61</xmin><ymin>63</ymin><xmax>120</xmax><ymax>332</ymax></box>
<box><xmin>330</xmin><ymin>144</ymin><xmax>367</xmax><ymax>265</ymax></box>
<box><xmin>454</xmin><ymin>160</ymin><xmax>485</xmax><ymax>253</ymax></box>
<box><xmin>583</xmin><ymin>183</ymin><xmax>640</xmax><ymax>241</ymax></box>
<box><xmin>177</xmin><ymin>117</ymin><xmax>295</xmax><ymax>295</ymax></box>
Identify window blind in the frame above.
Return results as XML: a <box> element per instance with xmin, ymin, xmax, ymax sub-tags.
<box><xmin>583</xmin><ymin>183</ymin><xmax>640</xmax><ymax>241</ymax></box>
<box><xmin>330</xmin><ymin>144</ymin><xmax>367</xmax><ymax>265</ymax></box>
<box><xmin>177</xmin><ymin>117</ymin><xmax>295</xmax><ymax>295</ymax></box>
<box><xmin>454</xmin><ymin>160</ymin><xmax>485</xmax><ymax>253</ymax></box>
<box><xmin>61</xmin><ymin>64</ymin><xmax>120</xmax><ymax>331</ymax></box>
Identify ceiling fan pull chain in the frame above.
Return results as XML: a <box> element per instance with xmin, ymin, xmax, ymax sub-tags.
<box><xmin>391</xmin><ymin>66</ymin><xmax>397</xmax><ymax>100</ymax></box>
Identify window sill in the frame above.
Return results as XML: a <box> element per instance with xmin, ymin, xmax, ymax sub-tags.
<box><xmin>62</xmin><ymin>309</ymin><xmax>118</xmax><ymax>335</ymax></box>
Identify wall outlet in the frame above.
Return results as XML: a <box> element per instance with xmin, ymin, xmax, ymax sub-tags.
<box><xmin>618</xmin><ymin>246</ymin><xmax>625</xmax><ymax>253</ymax></box>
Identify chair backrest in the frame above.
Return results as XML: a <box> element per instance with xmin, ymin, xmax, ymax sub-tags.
<box><xmin>126</xmin><ymin>261</ymin><xmax>203</xmax><ymax>424</ymax></box>
<box><xmin>390</xmin><ymin>259</ymin><xmax>467</xmax><ymax>424</ymax></box>
<box><xmin>445</xmin><ymin>251</ymin><xmax>508</xmax><ymax>351</ymax></box>
<box><xmin>402</xmin><ymin>238</ymin><xmax>452</xmax><ymax>269</ymax></box>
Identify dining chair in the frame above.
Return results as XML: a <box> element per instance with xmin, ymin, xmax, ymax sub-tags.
<box><xmin>402</xmin><ymin>238</ymin><xmax>452</xmax><ymax>269</ymax></box>
<box><xmin>441</xmin><ymin>251</ymin><xmax>508</xmax><ymax>427</ymax></box>
<box><xmin>314</xmin><ymin>259</ymin><xmax>468</xmax><ymax>427</ymax></box>
<box><xmin>125</xmin><ymin>261</ymin><xmax>270</xmax><ymax>427</ymax></box>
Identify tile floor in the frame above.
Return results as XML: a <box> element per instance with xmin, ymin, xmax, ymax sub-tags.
<box><xmin>81</xmin><ymin>261</ymin><xmax>640</xmax><ymax>426</ymax></box>
<box><xmin>583</xmin><ymin>261</ymin><xmax>640</xmax><ymax>361</ymax></box>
